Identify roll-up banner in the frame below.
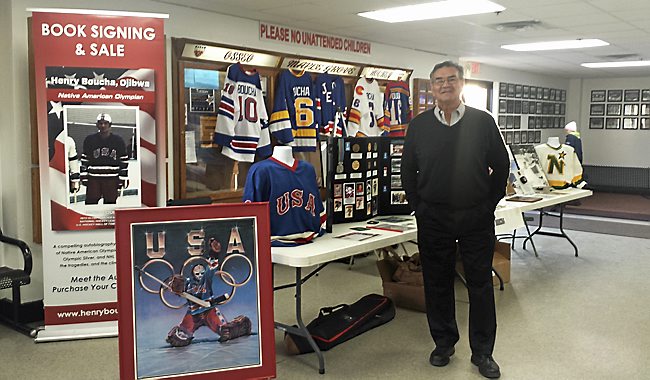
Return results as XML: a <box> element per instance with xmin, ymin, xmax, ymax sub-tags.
<box><xmin>30</xmin><ymin>9</ymin><xmax>167</xmax><ymax>341</ymax></box>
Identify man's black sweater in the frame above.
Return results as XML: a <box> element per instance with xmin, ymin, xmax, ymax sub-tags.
<box><xmin>401</xmin><ymin>106</ymin><xmax>509</xmax><ymax>211</ymax></box>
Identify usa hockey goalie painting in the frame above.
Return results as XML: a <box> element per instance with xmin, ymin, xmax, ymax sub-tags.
<box><xmin>115</xmin><ymin>203</ymin><xmax>275</xmax><ymax>380</ymax></box>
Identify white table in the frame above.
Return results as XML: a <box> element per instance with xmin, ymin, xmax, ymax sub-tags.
<box><xmin>500</xmin><ymin>188</ymin><xmax>593</xmax><ymax>257</ymax></box>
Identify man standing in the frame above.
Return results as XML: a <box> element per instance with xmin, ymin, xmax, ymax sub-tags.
<box><xmin>81</xmin><ymin>113</ymin><xmax>129</xmax><ymax>205</ymax></box>
<box><xmin>401</xmin><ymin>61</ymin><xmax>509</xmax><ymax>379</ymax></box>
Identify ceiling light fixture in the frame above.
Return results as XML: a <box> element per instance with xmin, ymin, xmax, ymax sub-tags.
<box><xmin>358</xmin><ymin>0</ymin><xmax>506</xmax><ymax>23</ymax></box>
<box><xmin>581</xmin><ymin>60</ymin><xmax>650</xmax><ymax>68</ymax></box>
<box><xmin>501</xmin><ymin>39</ymin><xmax>608</xmax><ymax>51</ymax></box>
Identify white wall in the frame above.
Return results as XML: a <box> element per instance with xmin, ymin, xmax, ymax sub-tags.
<box><xmin>577</xmin><ymin>77</ymin><xmax>650</xmax><ymax>167</ymax></box>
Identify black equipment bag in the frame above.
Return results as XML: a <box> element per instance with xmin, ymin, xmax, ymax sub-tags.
<box><xmin>284</xmin><ymin>293</ymin><xmax>395</xmax><ymax>354</ymax></box>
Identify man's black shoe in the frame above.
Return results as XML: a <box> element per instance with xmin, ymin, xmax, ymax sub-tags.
<box><xmin>429</xmin><ymin>346</ymin><xmax>455</xmax><ymax>367</ymax></box>
<box><xmin>471</xmin><ymin>354</ymin><xmax>501</xmax><ymax>379</ymax></box>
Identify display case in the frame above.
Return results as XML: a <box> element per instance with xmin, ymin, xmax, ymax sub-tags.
<box><xmin>413</xmin><ymin>78</ymin><xmax>435</xmax><ymax>117</ymax></box>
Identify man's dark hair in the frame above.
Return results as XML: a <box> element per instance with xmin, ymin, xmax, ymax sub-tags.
<box><xmin>430</xmin><ymin>60</ymin><xmax>464</xmax><ymax>80</ymax></box>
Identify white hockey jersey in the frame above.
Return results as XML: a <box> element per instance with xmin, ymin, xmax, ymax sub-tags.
<box><xmin>214</xmin><ymin>63</ymin><xmax>272</xmax><ymax>162</ymax></box>
<box><xmin>346</xmin><ymin>78</ymin><xmax>386</xmax><ymax>137</ymax></box>
<box><xmin>534</xmin><ymin>143</ymin><xmax>586</xmax><ymax>189</ymax></box>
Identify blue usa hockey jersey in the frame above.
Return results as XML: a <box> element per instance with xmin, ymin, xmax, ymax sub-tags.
<box><xmin>243</xmin><ymin>158</ymin><xmax>326</xmax><ymax>247</ymax></box>
<box><xmin>314</xmin><ymin>73</ymin><xmax>347</xmax><ymax>137</ymax></box>
<box><xmin>383</xmin><ymin>81</ymin><xmax>412</xmax><ymax>136</ymax></box>
<box><xmin>269</xmin><ymin>70</ymin><xmax>318</xmax><ymax>151</ymax></box>
<box><xmin>214</xmin><ymin>63</ymin><xmax>272</xmax><ymax>162</ymax></box>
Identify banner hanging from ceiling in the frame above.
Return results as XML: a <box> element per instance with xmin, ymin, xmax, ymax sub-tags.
<box><xmin>31</xmin><ymin>8</ymin><xmax>167</xmax><ymax>341</ymax></box>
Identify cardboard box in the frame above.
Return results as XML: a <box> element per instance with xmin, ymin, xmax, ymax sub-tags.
<box><xmin>456</xmin><ymin>241</ymin><xmax>511</xmax><ymax>287</ymax></box>
<box><xmin>376</xmin><ymin>258</ymin><xmax>426</xmax><ymax>312</ymax></box>
<box><xmin>377</xmin><ymin>242</ymin><xmax>511</xmax><ymax>313</ymax></box>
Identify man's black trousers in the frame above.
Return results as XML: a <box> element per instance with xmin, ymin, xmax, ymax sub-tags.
<box><xmin>416</xmin><ymin>201</ymin><xmax>496</xmax><ymax>355</ymax></box>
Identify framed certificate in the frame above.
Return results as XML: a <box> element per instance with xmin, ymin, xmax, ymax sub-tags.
<box><xmin>589</xmin><ymin>117</ymin><xmax>604</xmax><ymax>129</ymax></box>
<box><xmin>605</xmin><ymin>118</ymin><xmax>620</xmax><ymax>129</ymax></box>
<box><xmin>607</xmin><ymin>89</ymin><xmax>623</xmax><ymax>102</ymax></box>
<box><xmin>606</xmin><ymin>104</ymin><xmax>622</xmax><ymax>116</ymax></box>
<box><xmin>590</xmin><ymin>104</ymin><xmax>605</xmax><ymax>116</ymax></box>
<box><xmin>624</xmin><ymin>104</ymin><xmax>639</xmax><ymax>116</ymax></box>
<box><xmin>623</xmin><ymin>118</ymin><xmax>638</xmax><ymax>130</ymax></box>
<box><xmin>624</xmin><ymin>89</ymin><xmax>640</xmax><ymax>102</ymax></box>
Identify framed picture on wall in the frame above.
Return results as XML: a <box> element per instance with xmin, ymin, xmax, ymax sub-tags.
<box><xmin>591</xmin><ymin>90</ymin><xmax>606</xmax><ymax>102</ymax></box>
<box><xmin>560</xmin><ymin>90</ymin><xmax>566</xmax><ymax>102</ymax></box>
<box><xmin>514</xmin><ymin>100</ymin><xmax>522</xmax><ymax>114</ymax></box>
<box><xmin>514</xmin><ymin>116</ymin><xmax>521</xmax><ymax>129</ymax></box>
<box><xmin>505</xmin><ymin>131</ymin><xmax>513</xmax><ymax>144</ymax></box>
<box><xmin>560</xmin><ymin>103</ymin><xmax>566</xmax><ymax>115</ymax></box>
<box><xmin>534</xmin><ymin>130</ymin><xmax>541</xmax><ymax>143</ymax></box>
<box><xmin>528</xmin><ymin>116</ymin><xmax>536</xmax><ymax>129</ymax></box>
<box><xmin>589</xmin><ymin>118</ymin><xmax>604</xmax><ymax>129</ymax></box>
<box><xmin>606</xmin><ymin>104</ymin><xmax>622</xmax><ymax>116</ymax></box>
<box><xmin>507</xmin><ymin>83</ymin><xmax>516</xmax><ymax>97</ymax></box>
<box><xmin>542</xmin><ymin>87</ymin><xmax>550</xmax><ymax>100</ymax></box>
<box><xmin>529</xmin><ymin>101</ymin><xmax>536</xmax><ymax>114</ymax></box>
<box><xmin>550</xmin><ymin>89</ymin><xmax>556</xmax><ymax>101</ymax></box>
<box><xmin>537</xmin><ymin>102</ymin><xmax>543</xmax><ymax>114</ymax></box>
<box><xmin>515</xmin><ymin>84</ymin><xmax>523</xmax><ymax>98</ymax></box>
<box><xmin>641</xmin><ymin>118</ymin><xmax>650</xmax><ymax>130</ymax></box>
<box><xmin>622</xmin><ymin>118</ymin><xmax>638</xmax><ymax>130</ymax></box>
<box><xmin>623</xmin><ymin>104</ymin><xmax>639</xmax><ymax>116</ymax></box>
<box><xmin>498</xmin><ymin>115</ymin><xmax>506</xmax><ymax>129</ymax></box>
<box><xmin>641</xmin><ymin>104</ymin><xmax>650</xmax><ymax>116</ymax></box>
<box><xmin>506</xmin><ymin>115</ymin><xmax>514</xmax><ymax>129</ymax></box>
<box><xmin>527</xmin><ymin>130</ymin><xmax>535</xmax><ymax>142</ymax></box>
<box><xmin>554</xmin><ymin>103</ymin><xmax>561</xmax><ymax>115</ymax></box>
<box><xmin>530</xmin><ymin>86</ymin><xmax>538</xmax><ymax>99</ymax></box>
<box><xmin>499</xmin><ymin>83</ymin><xmax>508</xmax><ymax>98</ymax></box>
<box><xmin>607</xmin><ymin>89</ymin><xmax>623</xmax><ymax>102</ymax></box>
<box><xmin>513</xmin><ymin>131</ymin><xmax>521</xmax><ymax>144</ymax></box>
<box><xmin>537</xmin><ymin>87</ymin><xmax>543</xmax><ymax>100</ymax></box>
<box><xmin>522</xmin><ymin>101</ymin><xmax>529</xmax><ymax>114</ymax></box>
<box><xmin>521</xmin><ymin>131</ymin><xmax>528</xmax><ymax>143</ymax></box>
<box><xmin>499</xmin><ymin>99</ymin><xmax>507</xmax><ymax>113</ymax></box>
<box><xmin>590</xmin><ymin>104</ymin><xmax>605</xmax><ymax>116</ymax></box>
<box><xmin>523</xmin><ymin>85</ymin><xmax>530</xmax><ymax>98</ymax></box>
<box><xmin>642</xmin><ymin>90</ymin><xmax>650</xmax><ymax>102</ymax></box>
<box><xmin>624</xmin><ymin>89</ymin><xmax>640</xmax><ymax>102</ymax></box>
<box><xmin>605</xmin><ymin>118</ymin><xmax>620</xmax><ymax>129</ymax></box>
<box><xmin>507</xmin><ymin>99</ymin><xmax>514</xmax><ymax>113</ymax></box>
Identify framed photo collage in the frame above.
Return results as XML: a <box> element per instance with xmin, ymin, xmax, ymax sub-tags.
<box><xmin>498</xmin><ymin>82</ymin><xmax>566</xmax><ymax>146</ymax></box>
<box><xmin>589</xmin><ymin>88</ymin><xmax>650</xmax><ymax>131</ymax></box>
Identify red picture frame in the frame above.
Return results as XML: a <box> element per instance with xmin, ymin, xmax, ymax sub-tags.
<box><xmin>115</xmin><ymin>203</ymin><xmax>275</xmax><ymax>380</ymax></box>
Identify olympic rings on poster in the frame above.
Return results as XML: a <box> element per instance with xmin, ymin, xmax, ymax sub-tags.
<box><xmin>219</xmin><ymin>253</ymin><xmax>253</xmax><ymax>287</ymax></box>
<box><xmin>136</xmin><ymin>252</ymin><xmax>253</xmax><ymax>310</ymax></box>
<box><xmin>138</xmin><ymin>258</ymin><xmax>174</xmax><ymax>294</ymax></box>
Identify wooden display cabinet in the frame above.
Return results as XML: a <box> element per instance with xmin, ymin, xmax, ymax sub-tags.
<box><xmin>412</xmin><ymin>78</ymin><xmax>435</xmax><ymax>117</ymax></box>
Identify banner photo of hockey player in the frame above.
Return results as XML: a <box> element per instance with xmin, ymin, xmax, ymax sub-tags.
<box><xmin>115</xmin><ymin>203</ymin><xmax>275</xmax><ymax>380</ymax></box>
<box><xmin>31</xmin><ymin>10</ymin><xmax>166</xmax><ymax>339</ymax></box>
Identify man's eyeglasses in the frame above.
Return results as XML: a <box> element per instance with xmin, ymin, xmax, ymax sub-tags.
<box><xmin>432</xmin><ymin>76</ymin><xmax>459</xmax><ymax>86</ymax></box>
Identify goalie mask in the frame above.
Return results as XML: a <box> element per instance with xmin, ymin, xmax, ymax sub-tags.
<box><xmin>192</xmin><ymin>264</ymin><xmax>206</xmax><ymax>282</ymax></box>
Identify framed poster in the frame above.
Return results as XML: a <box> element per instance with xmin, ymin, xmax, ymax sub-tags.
<box><xmin>115</xmin><ymin>203</ymin><xmax>275</xmax><ymax>380</ymax></box>
<box><xmin>515</xmin><ymin>84</ymin><xmax>523</xmax><ymax>98</ymax></box>
<box><xmin>606</xmin><ymin>104</ymin><xmax>622</xmax><ymax>116</ymax></box>
<box><xmin>499</xmin><ymin>83</ymin><xmax>507</xmax><ymax>97</ymax></box>
<box><xmin>505</xmin><ymin>131</ymin><xmax>513</xmax><ymax>144</ymax></box>
<box><xmin>520</xmin><ymin>130</ymin><xmax>528</xmax><ymax>144</ymax></box>
<box><xmin>507</xmin><ymin>83</ymin><xmax>516</xmax><ymax>98</ymax></box>
<box><xmin>530</xmin><ymin>86</ymin><xmax>538</xmax><ymax>99</ymax></box>
<box><xmin>498</xmin><ymin>115</ymin><xmax>506</xmax><ymax>129</ymax></box>
<box><xmin>589</xmin><ymin>118</ymin><xmax>604</xmax><ymax>129</ymax></box>
<box><xmin>605</xmin><ymin>118</ymin><xmax>620</xmax><ymax>129</ymax></box>
<box><xmin>514</xmin><ymin>116</ymin><xmax>521</xmax><ymax>129</ymax></box>
<box><xmin>534</xmin><ymin>130</ymin><xmax>541</xmax><ymax>143</ymax></box>
<box><xmin>607</xmin><ymin>89</ymin><xmax>623</xmax><ymax>102</ymax></box>
<box><xmin>513</xmin><ymin>131</ymin><xmax>521</xmax><ymax>144</ymax></box>
<box><xmin>498</xmin><ymin>99</ymin><xmax>507</xmax><ymax>113</ymax></box>
<box><xmin>624</xmin><ymin>89</ymin><xmax>640</xmax><ymax>102</ymax></box>
<box><xmin>622</xmin><ymin>118</ymin><xmax>638</xmax><ymax>130</ymax></box>
<box><xmin>522</xmin><ymin>101</ymin><xmax>529</xmax><ymax>114</ymax></box>
<box><xmin>523</xmin><ymin>85</ymin><xmax>530</xmax><ymax>99</ymax></box>
<box><xmin>527</xmin><ymin>130</ymin><xmax>535</xmax><ymax>142</ymax></box>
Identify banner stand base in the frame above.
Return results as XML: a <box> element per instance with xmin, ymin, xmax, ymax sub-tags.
<box><xmin>34</xmin><ymin>321</ymin><xmax>117</xmax><ymax>343</ymax></box>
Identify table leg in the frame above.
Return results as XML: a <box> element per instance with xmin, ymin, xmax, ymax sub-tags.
<box><xmin>523</xmin><ymin>205</ymin><xmax>579</xmax><ymax>257</ymax></box>
<box><xmin>274</xmin><ymin>267</ymin><xmax>325</xmax><ymax>374</ymax></box>
<box><xmin>523</xmin><ymin>209</ymin><xmax>544</xmax><ymax>251</ymax></box>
